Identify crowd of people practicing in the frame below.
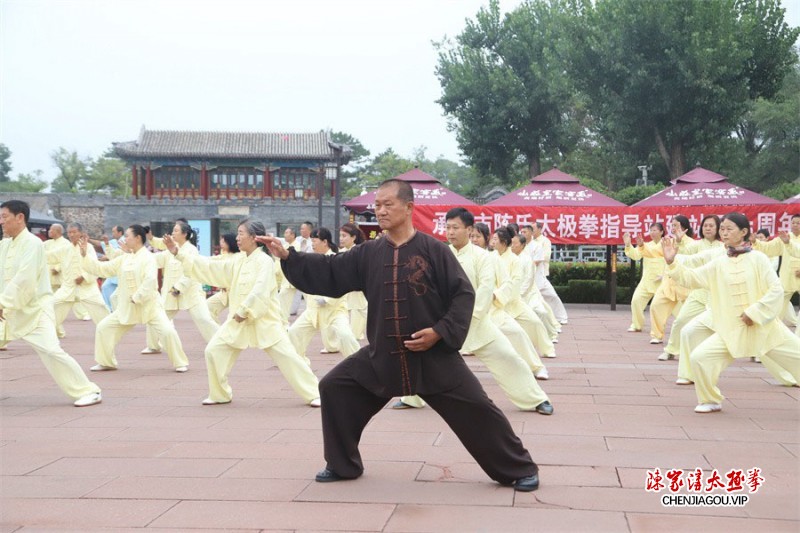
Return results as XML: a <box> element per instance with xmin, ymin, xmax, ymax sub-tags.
<box><xmin>1</xmin><ymin>180</ymin><xmax>798</xmax><ymax>491</ymax></box>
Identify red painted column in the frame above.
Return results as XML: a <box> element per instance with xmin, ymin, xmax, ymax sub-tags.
<box><xmin>145</xmin><ymin>164</ymin><xmax>153</xmax><ymax>199</ymax></box>
<box><xmin>201</xmin><ymin>164</ymin><xmax>209</xmax><ymax>199</ymax></box>
<box><xmin>131</xmin><ymin>165</ymin><xmax>139</xmax><ymax>199</ymax></box>
<box><xmin>264</xmin><ymin>168</ymin><xmax>271</xmax><ymax>198</ymax></box>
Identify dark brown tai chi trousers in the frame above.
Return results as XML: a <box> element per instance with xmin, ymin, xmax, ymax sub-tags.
<box><xmin>318</xmin><ymin>353</ymin><xmax>538</xmax><ymax>484</ymax></box>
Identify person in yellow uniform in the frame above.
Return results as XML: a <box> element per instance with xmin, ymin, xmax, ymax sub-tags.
<box><xmin>43</xmin><ymin>224</ymin><xmax>71</xmax><ymax>291</ymax></box>
<box><xmin>753</xmin><ymin>213</ymin><xmax>800</xmax><ymax>330</ymax></box>
<box><xmin>142</xmin><ymin>221</ymin><xmax>219</xmax><ymax>353</ymax></box>
<box><xmin>647</xmin><ymin>216</ymin><xmax>695</xmax><ymax>344</ymax></box>
<box><xmin>206</xmin><ymin>233</ymin><xmax>239</xmax><ymax>323</ymax></box>
<box><xmin>660</xmin><ymin>215</ymin><xmax>724</xmax><ymax>361</ymax></box>
<box><xmin>623</xmin><ymin>223</ymin><xmax>665</xmax><ymax>335</ymax></box>
<box><xmin>289</xmin><ymin>228</ymin><xmax>360</xmax><ymax>361</ymax></box>
<box><xmin>79</xmin><ymin>224</ymin><xmax>190</xmax><ymax>372</ymax></box>
<box><xmin>0</xmin><ymin>200</ymin><xmax>102</xmax><ymax>406</ymax></box>
<box><xmin>493</xmin><ymin>227</ymin><xmax>557</xmax><ymax>360</ymax></box>
<box><xmin>531</xmin><ymin>223</ymin><xmax>568</xmax><ymax>324</ymax></box>
<box><xmin>278</xmin><ymin>227</ymin><xmax>303</xmax><ymax>326</ymax></box>
<box><xmin>339</xmin><ymin>223</ymin><xmax>368</xmax><ymax>341</ymax></box>
<box><xmin>394</xmin><ymin>208</ymin><xmax>553</xmax><ymax>414</ymax></box>
<box><xmin>52</xmin><ymin>222</ymin><xmax>109</xmax><ymax>337</ymax></box>
<box><xmin>663</xmin><ymin>212</ymin><xmax>800</xmax><ymax>413</ymax></box>
<box><xmin>514</xmin><ymin>233</ymin><xmax>559</xmax><ymax>343</ymax></box>
<box><xmin>162</xmin><ymin>219</ymin><xmax>321</xmax><ymax>406</ymax></box>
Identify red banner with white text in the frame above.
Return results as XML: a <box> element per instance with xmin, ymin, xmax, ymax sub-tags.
<box><xmin>413</xmin><ymin>205</ymin><xmax>798</xmax><ymax>245</ymax></box>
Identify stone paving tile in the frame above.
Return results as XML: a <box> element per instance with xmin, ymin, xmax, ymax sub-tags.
<box><xmin>417</xmin><ymin>463</ymin><xmax>620</xmax><ymax>487</ymax></box>
<box><xmin>222</xmin><ymin>458</ymin><xmax>422</xmax><ymax>481</ymax></box>
<box><xmin>30</xmin><ymin>457</ymin><xmax>240</xmax><ymax>478</ymax></box>
<box><xmin>149</xmin><ymin>501</ymin><xmax>396</xmax><ymax>530</ymax></box>
<box><xmin>0</xmin><ymin>498</ymin><xmax>178</xmax><ymax>529</ymax></box>
<box><xmin>0</xmin><ymin>475</ymin><xmax>115</xmax><ymax>498</ymax></box>
<box><xmin>626</xmin><ymin>513</ymin><xmax>799</xmax><ymax>532</ymax></box>
<box><xmin>383</xmin><ymin>505</ymin><xmax>628</xmax><ymax>532</ymax></box>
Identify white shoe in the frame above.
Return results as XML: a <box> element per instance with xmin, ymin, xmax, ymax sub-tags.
<box><xmin>202</xmin><ymin>398</ymin><xmax>230</xmax><ymax>405</ymax></box>
<box><xmin>90</xmin><ymin>364</ymin><xmax>116</xmax><ymax>371</ymax></box>
<box><xmin>551</xmin><ymin>338</ymin><xmax>559</xmax><ymax>344</ymax></box>
<box><xmin>319</xmin><ymin>349</ymin><xmax>339</xmax><ymax>354</ymax></box>
<box><xmin>694</xmin><ymin>403</ymin><xmax>722</xmax><ymax>413</ymax></box>
<box><xmin>559</xmin><ymin>319</ymin><xmax>568</xmax><ymax>325</ymax></box>
<box><xmin>174</xmin><ymin>366</ymin><xmax>188</xmax><ymax>373</ymax></box>
<box><xmin>676</xmin><ymin>378</ymin><xmax>693</xmax><ymax>385</ymax></box>
<box><xmin>544</xmin><ymin>352</ymin><xmax>557</xmax><ymax>358</ymax></box>
<box><xmin>534</xmin><ymin>368</ymin><xmax>549</xmax><ymax>381</ymax></box>
<box><xmin>555</xmin><ymin>327</ymin><xmax>562</xmax><ymax>334</ymax></box>
<box><xmin>0</xmin><ymin>345</ymin><xmax>7</xmax><ymax>351</ymax></box>
<box><xmin>657</xmin><ymin>351</ymin><xmax>675</xmax><ymax>361</ymax></box>
<box><xmin>140</xmin><ymin>347</ymin><xmax>162</xmax><ymax>354</ymax></box>
<box><xmin>309</xmin><ymin>398</ymin><xmax>321</xmax><ymax>407</ymax></box>
<box><xmin>649</xmin><ymin>338</ymin><xmax>662</xmax><ymax>344</ymax></box>
<box><xmin>627</xmin><ymin>326</ymin><xmax>641</xmax><ymax>332</ymax></box>
<box><xmin>74</xmin><ymin>392</ymin><xmax>102</xmax><ymax>407</ymax></box>
<box><xmin>81</xmin><ymin>316</ymin><xmax>92</xmax><ymax>321</ymax></box>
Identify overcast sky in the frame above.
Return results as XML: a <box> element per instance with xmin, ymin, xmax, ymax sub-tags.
<box><xmin>1</xmin><ymin>0</ymin><xmax>798</xmax><ymax>183</ymax></box>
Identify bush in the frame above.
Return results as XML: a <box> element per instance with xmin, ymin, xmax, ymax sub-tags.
<box><xmin>554</xmin><ymin>280</ymin><xmax>632</xmax><ymax>304</ymax></box>
<box><xmin>550</xmin><ymin>261</ymin><xmax>639</xmax><ymax>289</ymax></box>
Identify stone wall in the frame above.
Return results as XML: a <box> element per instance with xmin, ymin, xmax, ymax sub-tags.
<box><xmin>0</xmin><ymin>193</ymin><xmax>347</xmax><ymax>237</ymax></box>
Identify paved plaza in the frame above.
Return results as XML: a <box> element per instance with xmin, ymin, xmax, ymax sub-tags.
<box><xmin>1</xmin><ymin>304</ymin><xmax>798</xmax><ymax>532</ymax></box>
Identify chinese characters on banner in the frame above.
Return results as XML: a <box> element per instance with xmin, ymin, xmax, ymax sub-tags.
<box><xmin>412</xmin><ymin>205</ymin><xmax>797</xmax><ymax>245</ymax></box>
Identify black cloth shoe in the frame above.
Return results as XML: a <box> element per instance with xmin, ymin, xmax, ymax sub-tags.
<box><xmin>514</xmin><ymin>473</ymin><xmax>540</xmax><ymax>492</ymax></box>
<box><xmin>315</xmin><ymin>468</ymin><xmax>345</xmax><ymax>483</ymax></box>
<box><xmin>535</xmin><ymin>401</ymin><xmax>554</xmax><ymax>415</ymax></box>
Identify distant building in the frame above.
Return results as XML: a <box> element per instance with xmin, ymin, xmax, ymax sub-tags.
<box><xmin>113</xmin><ymin>127</ymin><xmax>351</xmax><ymax>201</ymax></box>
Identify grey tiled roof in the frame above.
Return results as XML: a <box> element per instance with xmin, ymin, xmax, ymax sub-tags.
<box><xmin>113</xmin><ymin>129</ymin><xmax>348</xmax><ymax>161</ymax></box>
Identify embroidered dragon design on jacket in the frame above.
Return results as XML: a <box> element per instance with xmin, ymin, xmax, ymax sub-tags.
<box><xmin>406</xmin><ymin>255</ymin><xmax>429</xmax><ymax>296</ymax></box>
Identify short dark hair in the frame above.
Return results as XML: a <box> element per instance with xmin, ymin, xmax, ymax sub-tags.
<box><xmin>522</xmin><ymin>224</ymin><xmax>534</xmax><ymax>231</ymax></box>
<box><xmin>515</xmin><ymin>233</ymin><xmax>527</xmax><ymax>246</ymax></box>
<box><xmin>113</xmin><ymin>225</ymin><xmax>124</xmax><ymax>234</ymax></box>
<box><xmin>792</xmin><ymin>214</ymin><xmax>800</xmax><ymax>220</ymax></box>
<box><xmin>301</xmin><ymin>221</ymin><xmax>314</xmax><ymax>229</ymax></box>
<box><xmin>1</xmin><ymin>200</ymin><xmax>30</xmax><ymax>223</ymax></box>
<box><xmin>534</xmin><ymin>222</ymin><xmax>544</xmax><ymax>230</ymax></box>
<box><xmin>128</xmin><ymin>224</ymin><xmax>148</xmax><ymax>245</ymax></box>
<box><xmin>494</xmin><ymin>226</ymin><xmax>513</xmax><ymax>247</ymax></box>
<box><xmin>67</xmin><ymin>222</ymin><xmax>84</xmax><ymax>233</ymax></box>
<box><xmin>221</xmin><ymin>232</ymin><xmax>239</xmax><ymax>253</ymax></box>
<box><xmin>176</xmin><ymin>217</ymin><xmax>189</xmax><ymax>224</ymax></box>
<box><xmin>756</xmin><ymin>228</ymin><xmax>770</xmax><ymax>239</ymax></box>
<box><xmin>700</xmin><ymin>215</ymin><xmax>721</xmax><ymax>241</ymax></box>
<box><xmin>311</xmin><ymin>227</ymin><xmax>338</xmax><ymax>253</ymax></box>
<box><xmin>285</xmin><ymin>227</ymin><xmax>296</xmax><ymax>237</ymax></box>
<box><xmin>507</xmin><ymin>223</ymin><xmax>520</xmax><ymax>236</ymax></box>
<box><xmin>378</xmin><ymin>179</ymin><xmax>414</xmax><ymax>203</ymax></box>
<box><xmin>473</xmin><ymin>223</ymin><xmax>490</xmax><ymax>246</ymax></box>
<box><xmin>445</xmin><ymin>207</ymin><xmax>474</xmax><ymax>227</ymax></box>
<box><xmin>673</xmin><ymin>215</ymin><xmax>694</xmax><ymax>238</ymax></box>
<box><xmin>340</xmin><ymin>222</ymin><xmax>366</xmax><ymax>245</ymax></box>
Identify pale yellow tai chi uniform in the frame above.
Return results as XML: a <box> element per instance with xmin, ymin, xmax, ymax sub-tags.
<box><xmin>667</xmin><ymin>250</ymin><xmax>800</xmax><ymax>406</ymax></box>
<box><xmin>289</xmin><ymin>249</ymin><xmax>360</xmax><ymax>360</ymax></box>
<box><xmin>43</xmin><ymin>235</ymin><xmax>72</xmax><ymax>290</ymax></box>
<box><xmin>341</xmin><ymin>245</ymin><xmax>368</xmax><ymax>341</ymax></box>
<box><xmin>0</xmin><ymin>229</ymin><xmax>101</xmax><ymax>400</ymax></box>
<box><xmin>532</xmin><ymin>234</ymin><xmax>568</xmax><ymax>323</ymax></box>
<box><xmin>53</xmin><ymin>242</ymin><xmax>109</xmax><ymax>337</ymax></box>
<box><xmin>82</xmin><ymin>247</ymin><xmax>189</xmax><ymax>369</ymax></box>
<box><xmin>495</xmin><ymin>249</ymin><xmax>556</xmax><ymax>358</ymax></box>
<box><xmin>400</xmin><ymin>242</ymin><xmax>550</xmax><ymax>410</ymax></box>
<box><xmin>177</xmin><ymin>246</ymin><xmax>320</xmax><ymax>404</ymax></box>
<box><xmin>663</xmin><ymin>238</ymin><xmax>724</xmax><ymax>356</ymax></box>
<box><xmin>643</xmin><ymin>238</ymin><xmax>697</xmax><ymax>341</ymax></box>
<box><xmin>754</xmin><ymin>233</ymin><xmax>800</xmax><ymax>330</ymax></box>
<box><xmin>526</xmin><ymin>243</ymin><xmax>561</xmax><ymax>333</ymax></box>
<box><xmin>206</xmin><ymin>252</ymin><xmax>237</xmax><ymax>322</ymax></box>
<box><xmin>624</xmin><ymin>240</ymin><xmax>665</xmax><ymax>333</ymax></box>
<box><xmin>145</xmin><ymin>242</ymin><xmax>219</xmax><ymax>349</ymax></box>
<box><xmin>278</xmin><ymin>239</ymin><xmax>302</xmax><ymax>326</ymax></box>
<box><xmin>519</xmin><ymin>248</ymin><xmax>559</xmax><ymax>340</ymax></box>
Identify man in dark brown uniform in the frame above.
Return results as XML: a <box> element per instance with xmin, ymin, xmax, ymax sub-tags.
<box><xmin>259</xmin><ymin>179</ymin><xmax>540</xmax><ymax>491</ymax></box>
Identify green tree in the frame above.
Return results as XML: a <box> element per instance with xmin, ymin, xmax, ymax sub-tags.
<box><xmin>0</xmin><ymin>170</ymin><xmax>47</xmax><ymax>193</ymax></box>
<box><xmin>435</xmin><ymin>0</ymin><xmax>579</xmax><ymax>184</ymax></box>
<box><xmin>50</xmin><ymin>148</ymin><xmax>90</xmax><ymax>193</ymax></box>
<box><xmin>763</xmin><ymin>181</ymin><xmax>800</xmax><ymax>200</ymax></box>
<box><xmin>612</xmin><ymin>184</ymin><xmax>666</xmax><ymax>206</ymax></box>
<box><xmin>0</xmin><ymin>143</ymin><xmax>11</xmax><ymax>182</ymax></box>
<box><xmin>85</xmin><ymin>155</ymin><xmax>129</xmax><ymax>196</ymax></box>
<box><xmin>568</xmin><ymin>0</ymin><xmax>799</xmax><ymax>180</ymax></box>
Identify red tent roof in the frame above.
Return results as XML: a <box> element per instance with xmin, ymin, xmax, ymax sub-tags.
<box><xmin>343</xmin><ymin>168</ymin><xmax>477</xmax><ymax>213</ymax></box>
<box><xmin>633</xmin><ymin>166</ymin><xmax>779</xmax><ymax>207</ymax></box>
<box><xmin>487</xmin><ymin>167</ymin><xmax>625</xmax><ymax>207</ymax></box>
<box><xmin>783</xmin><ymin>193</ymin><xmax>800</xmax><ymax>205</ymax></box>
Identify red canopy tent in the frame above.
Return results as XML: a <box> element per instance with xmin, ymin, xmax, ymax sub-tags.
<box><xmin>629</xmin><ymin>166</ymin><xmax>790</xmax><ymax>238</ymax></box>
<box><xmin>344</xmin><ymin>168</ymin><xmax>477</xmax><ymax>214</ymax></box>
<box><xmin>487</xmin><ymin>167</ymin><xmax>625</xmax><ymax>208</ymax></box>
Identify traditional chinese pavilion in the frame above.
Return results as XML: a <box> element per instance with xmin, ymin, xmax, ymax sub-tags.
<box><xmin>113</xmin><ymin>127</ymin><xmax>351</xmax><ymax>200</ymax></box>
